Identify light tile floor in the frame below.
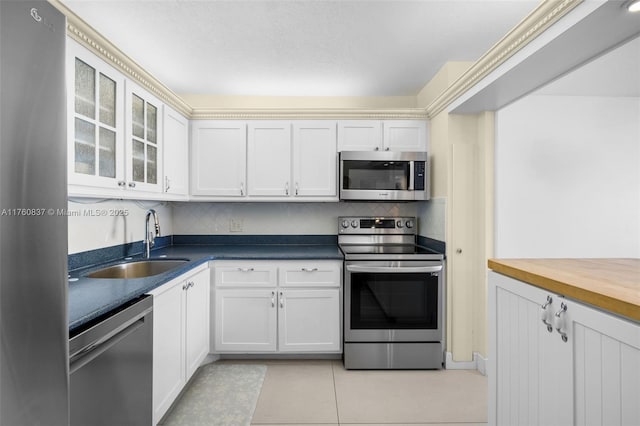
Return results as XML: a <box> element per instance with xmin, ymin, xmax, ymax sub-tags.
<box><xmin>243</xmin><ymin>360</ymin><xmax>487</xmax><ymax>426</ymax></box>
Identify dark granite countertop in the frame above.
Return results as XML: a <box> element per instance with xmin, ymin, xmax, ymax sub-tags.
<box><xmin>68</xmin><ymin>241</ymin><xmax>343</xmax><ymax>333</ymax></box>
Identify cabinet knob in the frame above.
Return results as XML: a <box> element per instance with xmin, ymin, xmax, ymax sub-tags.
<box><xmin>128</xmin><ymin>182</ymin><xmax>136</xmax><ymax>188</ymax></box>
<box><xmin>456</xmin><ymin>248</ymin><xmax>462</xmax><ymax>254</ymax></box>
<box><xmin>374</xmin><ymin>146</ymin><xmax>380</xmax><ymax>151</ymax></box>
<box><xmin>385</xmin><ymin>147</ymin><xmax>390</xmax><ymax>151</ymax></box>
<box><xmin>117</xmin><ymin>181</ymin><xmax>126</xmax><ymax>187</ymax></box>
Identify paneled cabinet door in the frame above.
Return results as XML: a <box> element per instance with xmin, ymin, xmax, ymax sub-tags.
<box><xmin>67</xmin><ymin>40</ymin><xmax>125</xmax><ymax>189</ymax></box>
<box><xmin>383</xmin><ymin>120</ymin><xmax>427</xmax><ymax>151</ymax></box>
<box><xmin>151</xmin><ymin>281</ymin><xmax>185</xmax><ymax>426</ymax></box>
<box><xmin>278</xmin><ymin>289</ymin><xmax>341</xmax><ymax>352</ymax></box>
<box><xmin>292</xmin><ymin>121</ymin><xmax>337</xmax><ymax>197</ymax></box>
<box><xmin>125</xmin><ymin>80</ymin><xmax>163</xmax><ymax>193</ymax></box>
<box><xmin>337</xmin><ymin>120</ymin><xmax>382</xmax><ymax>151</ymax></box>
<box><xmin>569</xmin><ymin>295</ymin><xmax>640</xmax><ymax>425</ymax></box>
<box><xmin>191</xmin><ymin>121</ymin><xmax>247</xmax><ymax>196</ymax></box>
<box><xmin>214</xmin><ymin>289</ymin><xmax>277</xmax><ymax>352</ymax></box>
<box><xmin>162</xmin><ymin>106</ymin><xmax>188</xmax><ymax>196</ymax></box>
<box><xmin>184</xmin><ymin>268</ymin><xmax>210</xmax><ymax>379</ymax></box>
<box><xmin>489</xmin><ymin>272</ymin><xmax>572</xmax><ymax>426</ymax></box>
<box><xmin>247</xmin><ymin>121</ymin><xmax>292</xmax><ymax>196</ymax></box>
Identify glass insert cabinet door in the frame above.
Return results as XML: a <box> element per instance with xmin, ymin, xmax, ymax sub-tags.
<box><xmin>126</xmin><ymin>82</ymin><xmax>161</xmax><ymax>189</ymax></box>
<box><xmin>70</xmin><ymin>49</ymin><xmax>124</xmax><ymax>185</ymax></box>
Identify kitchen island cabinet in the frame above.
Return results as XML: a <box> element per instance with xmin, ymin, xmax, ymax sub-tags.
<box><xmin>488</xmin><ymin>259</ymin><xmax>640</xmax><ymax>426</ymax></box>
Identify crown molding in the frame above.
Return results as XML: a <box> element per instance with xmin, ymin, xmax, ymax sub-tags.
<box><xmin>48</xmin><ymin>0</ymin><xmax>193</xmax><ymax>118</ymax></box>
<box><xmin>425</xmin><ymin>0</ymin><xmax>584</xmax><ymax>118</ymax></box>
<box><xmin>190</xmin><ymin>108</ymin><xmax>428</xmax><ymax>120</ymax></box>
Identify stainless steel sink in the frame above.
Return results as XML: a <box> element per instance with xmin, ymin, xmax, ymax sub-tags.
<box><xmin>86</xmin><ymin>259</ymin><xmax>189</xmax><ymax>279</ymax></box>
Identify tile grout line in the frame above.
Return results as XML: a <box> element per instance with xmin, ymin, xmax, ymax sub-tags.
<box><xmin>332</xmin><ymin>360</ymin><xmax>341</xmax><ymax>425</ymax></box>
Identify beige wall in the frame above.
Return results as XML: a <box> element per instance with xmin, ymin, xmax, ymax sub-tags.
<box><xmin>429</xmin><ymin>107</ymin><xmax>493</xmax><ymax>361</ymax></box>
<box><xmin>181</xmin><ymin>94</ymin><xmax>417</xmax><ymax>109</ymax></box>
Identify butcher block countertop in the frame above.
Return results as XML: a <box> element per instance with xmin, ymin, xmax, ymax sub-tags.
<box><xmin>488</xmin><ymin>258</ymin><xmax>640</xmax><ymax>322</ymax></box>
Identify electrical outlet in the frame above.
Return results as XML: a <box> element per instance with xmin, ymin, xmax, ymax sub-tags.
<box><xmin>229</xmin><ymin>218</ymin><xmax>243</xmax><ymax>233</ymax></box>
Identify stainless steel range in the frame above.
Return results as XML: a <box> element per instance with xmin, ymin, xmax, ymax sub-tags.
<box><xmin>339</xmin><ymin>216</ymin><xmax>445</xmax><ymax>369</ymax></box>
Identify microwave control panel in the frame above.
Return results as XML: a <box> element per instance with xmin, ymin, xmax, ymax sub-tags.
<box><xmin>414</xmin><ymin>161</ymin><xmax>426</xmax><ymax>190</ymax></box>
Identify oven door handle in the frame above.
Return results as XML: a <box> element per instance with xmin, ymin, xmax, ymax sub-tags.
<box><xmin>346</xmin><ymin>264</ymin><xmax>442</xmax><ymax>273</ymax></box>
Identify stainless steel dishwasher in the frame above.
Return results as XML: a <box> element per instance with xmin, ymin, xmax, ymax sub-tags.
<box><xmin>69</xmin><ymin>295</ymin><xmax>153</xmax><ymax>426</ymax></box>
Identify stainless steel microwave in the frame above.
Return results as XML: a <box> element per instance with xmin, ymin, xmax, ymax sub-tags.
<box><xmin>339</xmin><ymin>151</ymin><xmax>430</xmax><ymax>201</ymax></box>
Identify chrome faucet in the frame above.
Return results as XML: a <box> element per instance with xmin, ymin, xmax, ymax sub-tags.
<box><xmin>144</xmin><ymin>209</ymin><xmax>161</xmax><ymax>258</ymax></box>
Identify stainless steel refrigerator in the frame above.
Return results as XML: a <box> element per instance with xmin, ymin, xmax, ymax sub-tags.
<box><xmin>0</xmin><ymin>1</ymin><xmax>69</xmax><ymax>425</ymax></box>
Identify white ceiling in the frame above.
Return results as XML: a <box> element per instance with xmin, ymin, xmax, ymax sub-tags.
<box><xmin>60</xmin><ymin>0</ymin><xmax>539</xmax><ymax>97</ymax></box>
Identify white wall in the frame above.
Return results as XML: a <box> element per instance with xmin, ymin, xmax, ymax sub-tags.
<box><xmin>67</xmin><ymin>199</ymin><xmax>173</xmax><ymax>254</ymax></box>
<box><xmin>495</xmin><ymin>95</ymin><xmax>640</xmax><ymax>258</ymax></box>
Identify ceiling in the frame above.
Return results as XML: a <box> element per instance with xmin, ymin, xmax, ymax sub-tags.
<box><xmin>60</xmin><ymin>0</ymin><xmax>539</xmax><ymax>97</ymax></box>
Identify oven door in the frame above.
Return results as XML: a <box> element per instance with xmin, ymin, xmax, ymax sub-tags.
<box><xmin>345</xmin><ymin>260</ymin><xmax>443</xmax><ymax>342</ymax></box>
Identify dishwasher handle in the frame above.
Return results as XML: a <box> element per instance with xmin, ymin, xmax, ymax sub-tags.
<box><xmin>346</xmin><ymin>264</ymin><xmax>443</xmax><ymax>274</ymax></box>
<box><xmin>69</xmin><ymin>316</ymin><xmax>147</xmax><ymax>375</ymax></box>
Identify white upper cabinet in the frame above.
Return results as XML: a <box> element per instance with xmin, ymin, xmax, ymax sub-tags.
<box><xmin>247</xmin><ymin>121</ymin><xmax>292</xmax><ymax>196</ymax></box>
<box><xmin>192</xmin><ymin>120</ymin><xmax>338</xmax><ymax>201</ymax></box>
<box><xmin>67</xmin><ymin>40</ymin><xmax>125</xmax><ymax>190</ymax></box>
<box><xmin>383</xmin><ymin>120</ymin><xmax>427</xmax><ymax>151</ymax></box>
<box><xmin>337</xmin><ymin>120</ymin><xmax>382</xmax><ymax>151</ymax></box>
<box><xmin>292</xmin><ymin>121</ymin><xmax>337</xmax><ymax>197</ymax></box>
<box><xmin>162</xmin><ymin>106</ymin><xmax>189</xmax><ymax>198</ymax></box>
<box><xmin>338</xmin><ymin>120</ymin><xmax>427</xmax><ymax>152</ymax></box>
<box><xmin>125</xmin><ymin>81</ymin><xmax>163</xmax><ymax>193</ymax></box>
<box><xmin>191</xmin><ymin>121</ymin><xmax>247</xmax><ymax>196</ymax></box>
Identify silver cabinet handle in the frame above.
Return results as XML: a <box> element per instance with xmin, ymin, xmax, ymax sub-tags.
<box><xmin>285</xmin><ymin>182</ymin><xmax>289</xmax><ymax>196</ymax></box>
<box><xmin>188</xmin><ymin>281</ymin><xmax>194</xmax><ymax>289</ymax></box>
<box><xmin>271</xmin><ymin>291</ymin><xmax>275</xmax><ymax>308</ymax></box>
<box><xmin>237</xmin><ymin>267</ymin><xmax>254</xmax><ymax>272</ymax></box>
<box><xmin>128</xmin><ymin>182</ymin><xmax>136</xmax><ymax>188</ymax></box>
<box><xmin>117</xmin><ymin>181</ymin><xmax>126</xmax><ymax>187</ymax></box>
<box><xmin>182</xmin><ymin>283</ymin><xmax>188</xmax><ymax>290</ymax></box>
<box><xmin>554</xmin><ymin>302</ymin><xmax>569</xmax><ymax>342</ymax></box>
<box><xmin>295</xmin><ymin>182</ymin><xmax>299</xmax><ymax>196</ymax></box>
<box><xmin>240</xmin><ymin>182</ymin><xmax>244</xmax><ymax>196</ymax></box>
<box><xmin>279</xmin><ymin>291</ymin><xmax>284</xmax><ymax>309</ymax></box>
<box><xmin>165</xmin><ymin>176</ymin><xmax>171</xmax><ymax>192</ymax></box>
<box><xmin>301</xmin><ymin>268</ymin><xmax>318</xmax><ymax>272</ymax></box>
<box><xmin>540</xmin><ymin>295</ymin><xmax>554</xmax><ymax>332</ymax></box>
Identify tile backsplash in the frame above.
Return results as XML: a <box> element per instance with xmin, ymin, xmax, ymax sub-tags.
<box><xmin>172</xmin><ymin>202</ymin><xmax>417</xmax><ymax>235</ymax></box>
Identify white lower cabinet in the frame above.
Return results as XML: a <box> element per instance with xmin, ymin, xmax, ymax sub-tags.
<box><xmin>489</xmin><ymin>271</ymin><xmax>640</xmax><ymax>426</ymax></box>
<box><xmin>150</xmin><ymin>265</ymin><xmax>210</xmax><ymax>425</ymax></box>
<box><xmin>213</xmin><ymin>260</ymin><xmax>342</xmax><ymax>354</ymax></box>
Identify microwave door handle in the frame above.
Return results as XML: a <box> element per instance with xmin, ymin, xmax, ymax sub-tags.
<box><xmin>408</xmin><ymin>161</ymin><xmax>415</xmax><ymax>190</ymax></box>
<box><xmin>346</xmin><ymin>265</ymin><xmax>442</xmax><ymax>273</ymax></box>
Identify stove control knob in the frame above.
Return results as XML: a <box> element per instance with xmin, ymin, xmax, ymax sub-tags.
<box><xmin>341</xmin><ymin>219</ymin><xmax>350</xmax><ymax>229</ymax></box>
<box><xmin>351</xmin><ymin>220</ymin><xmax>358</xmax><ymax>228</ymax></box>
<box><xmin>396</xmin><ymin>220</ymin><xmax>404</xmax><ymax>228</ymax></box>
<box><xmin>405</xmin><ymin>219</ymin><xmax>414</xmax><ymax>229</ymax></box>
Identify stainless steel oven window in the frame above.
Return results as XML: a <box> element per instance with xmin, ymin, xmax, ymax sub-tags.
<box><xmin>349</xmin><ymin>272</ymin><xmax>438</xmax><ymax>329</ymax></box>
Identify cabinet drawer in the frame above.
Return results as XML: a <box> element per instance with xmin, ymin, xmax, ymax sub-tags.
<box><xmin>279</xmin><ymin>261</ymin><xmax>341</xmax><ymax>288</ymax></box>
<box><xmin>214</xmin><ymin>262</ymin><xmax>277</xmax><ymax>287</ymax></box>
